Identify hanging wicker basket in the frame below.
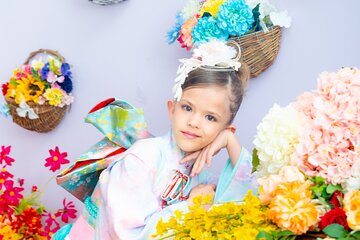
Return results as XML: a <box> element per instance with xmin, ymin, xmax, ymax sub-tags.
<box><xmin>228</xmin><ymin>26</ymin><xmax>282</xmax><ymax>79</ymax></box>
<box><xmin>89</xmin><ymin>0</ymin><xmax>126</xmax><ymax>6</ymax></box>
<box><xmin>4</xmin><ymin>49</ymin><xmax>70</xmax><ymax>133</ymax></box>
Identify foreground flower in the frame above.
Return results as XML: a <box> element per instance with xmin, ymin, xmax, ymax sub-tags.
<box><xmin>0</xmin><ymin>146</ymin><xmax>14</xmax><ymax>166</ymax></box>
<box><xmin>268</xmin><ymin>181</ymin><xmax>319</xmax><ymax>234</ymax></box>
<box><xmin>44</xmin><ymin>146</ymin><xmax>70</xmax><ymax>172</ymax></box>
<box><xmin>343</xmin><ymin>190</ymin><xmax>360</xmax><ymax>231</ymax></box>
<box><xmin>55</xmin><ymin>199</ymin><xmax>77</xmax><ymax>223</ymax></box>
<box><xmin>254</xmin><ymin>104</ymin><xmax>308</xmax><ymax>178</ymax></box>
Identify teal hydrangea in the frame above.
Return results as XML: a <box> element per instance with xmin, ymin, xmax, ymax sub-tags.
<box><xmin>191</xmin><ymin>16</ymin><xmax>229</xmax><ymax>45</ymax></box>
<box><xmin>217</xmin><ymin>0</ymin><xmax>254</xmax><ymax>36</ymax></box>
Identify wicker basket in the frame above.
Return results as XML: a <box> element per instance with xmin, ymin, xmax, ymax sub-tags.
<box><xmin>89</xmin><ymin>0</ymin><xmax>126</xmax><ymax>6</ymax></box>
<box><xmin>228</xmin><ymin>26</ymin><xmax>282</xmax><ymax>78</ymax></box>
<box><xmin>296</xmin><ymin>232</ymin><xmax>327</xmax><ymax>239</ymax></box>
<box><xmin>4</xmin><ymin>49</ymin><xmax>69</xmax><ymax>133</ymax></box>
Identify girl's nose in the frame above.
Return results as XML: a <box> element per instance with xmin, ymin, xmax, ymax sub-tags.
<box><xmin>188</xmin><ymin>115</ymin><xmax>200</xmax><ymax>128</ymax></box>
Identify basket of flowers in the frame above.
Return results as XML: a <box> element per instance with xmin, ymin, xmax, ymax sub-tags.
<box><xmin>167</xmin><ymin>0</ymin><xmax>291</xmax><ymax>78</ymax></box>
<box><xmin>88</xmin><ymin>0</ymin><xmax>126</xmax><ymax>6</ymax></box>
<box><xmin>153</xmin><ymin>67</ymin><xmax>360</xmax><ymax>239</ymax></box>
<box><xmin>1</xmin><ymin>49</ymin><xmax>74</xmax><ymax>133</ymax></box>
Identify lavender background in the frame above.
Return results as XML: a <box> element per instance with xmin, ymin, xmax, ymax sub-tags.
<box><xmin>0</xmin><ymin>0</ymin><xmax>359</xmax><ymax>213</ymax></box>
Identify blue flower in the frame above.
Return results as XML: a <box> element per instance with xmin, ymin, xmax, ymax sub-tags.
<box><xmin>167</xmin><ymin>12</ymin><xmax>183</xmax><ymax>44</ymax></box>
<box><xmin>217</xmin><ymin>0</ymin><xmax>254</xmax><ymax>36</ymax></box>
<box><xmin>41</xmin><ymin>63</ymin><xmax>50</xmax><ymax>80</ymax></box>
<box><xmin>0</xmin><ymin>103</ymin><xmax>11</xmax><ymax>119</ymax></box>
<box><xmin>191</xmin><ymin>16</ymin><xmax>229</xmax><ymax>45</ymax></box>
<box><xmin>61</xmin><ymin>63</ymin><xmax>72</xmax><ymax>78</ymax></box>
<box><xmin>58</xmin><ymin>76</ymin><xmax>73</xmax><ymax>94</ymax></box>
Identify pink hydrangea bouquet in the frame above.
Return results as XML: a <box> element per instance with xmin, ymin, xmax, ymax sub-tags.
<box><xmin>167</xmin><ymin>0</ymin><xmax>291</xmax><ymax>50</ymax></box>
<box><xmin>252</xmin><ymin>67</ymin><xmax>360</xmax><ymax>238</ymax></box>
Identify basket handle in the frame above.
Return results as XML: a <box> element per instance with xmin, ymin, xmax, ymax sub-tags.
<box><xmin>226</xmin><ymin>40</ymin><xmax>242</xmax><ymax>61</ymax></box>
<box><xmin>24</xmin><ymin>49</ymin><xmax>65</xmax><ymax>65</ymax></box>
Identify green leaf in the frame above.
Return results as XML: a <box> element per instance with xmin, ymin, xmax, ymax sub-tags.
<box><xmin>323</xmin><ymin>224</ymin><xmax>348</xmax><ymax>238</ymax></box>
<box><xmin>351</xmin><ymin>231</ymin><xmax>360</xmax><ymax>238</ymax></box>
<box><xmin>256</xmin><ymin>230</ymin><xmax>273</xmax><ymax>240</ymax></box>
<box><xmin>9</xmin><ymin>78</ymin><xmax>18</xmax><ymax>86</ymax></box>
<box><xmin>251</xmin><ymin>4</ymin><xmax>261</xmax><ymax>31</ymax></box>
<box><xmin>202</xmin><ymin>12</ymin><xmax>212</xmax><ymax>18</ymax></box>
<box><xmin>326</xmin><ymin>184</ymin><xmax>343</xmax><ymax>195</ymax></box>
<box><xmin>277</xmin><ymin>230</ymin><xmax>294</xmax><ymax>237</ymax></box>
<box><xmin>252</xmin><ymin>148</ymin><xmax>260</xmax><ymax>173</ymax></box>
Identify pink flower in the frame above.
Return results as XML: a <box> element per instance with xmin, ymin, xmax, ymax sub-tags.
<box><xmin>55</xmin><ymin>198</ymin><xmax>77</xmax><ymax>223</ymax></box>
<box><xmin>0</xmin><ymin>146</ymin><xmax>15</xmax><ymax>166</ymax></box>
<box><xmin>0</xmin><ymin>168</ymin><xmax>14</xmax><ymax>189</ymax></box>
<box><xmin>44</xmin><ymin>146</ymin><xmax>70</xmax><ymax>172</ymax></box>
<box><xmin>3</xmin><ymin>180</ymin><xmax>24</xmax><ymax>206</ymax></box>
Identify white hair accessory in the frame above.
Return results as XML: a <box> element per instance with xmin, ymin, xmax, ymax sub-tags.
<box><xmin>172</xmin><ymin>39</ymin><xmax>241</xmax><ymax>101</ymax></box>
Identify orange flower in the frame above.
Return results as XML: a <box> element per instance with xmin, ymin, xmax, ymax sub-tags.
<box><xmin>178</xmin><ymin>14</ymin><xmax>199</xmax><ymax>50</ymax></box>
<box><xmin>267</xmin><ymin>181</ymin><xmax>319</xmax><ymax>234</ymax></box>
<box><xmin>343</xmin><ymin>190</ymin><xmax>360</xmax><ymax>231</ymax></box>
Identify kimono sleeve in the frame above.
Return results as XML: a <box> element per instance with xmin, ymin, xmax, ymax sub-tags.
<box><xmin>94</xmin><ymin>152</ymin><xmax>188</xmax><ymax>240</ymax></box>
<box><xmin>213</xmin><ymin>147</ymin><xmax>259</xmax><ymax>203</ymax></box>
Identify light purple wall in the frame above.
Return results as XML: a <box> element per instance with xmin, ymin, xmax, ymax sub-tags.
<box><xmin>0</xmin><ymin>0</ymin><xmax>359</xmax><ymax>211</ymax></box>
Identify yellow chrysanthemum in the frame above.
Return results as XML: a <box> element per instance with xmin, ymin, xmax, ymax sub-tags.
<box><xmin>268</xmin><ymin>181</ymin><xmax>319</xmax><ymax>234</ymax></box>
<box><xmin>43</xmin><ymin>88</ymin><xmax>64</xmax><ymax>106</ymax></box>
<box><xmin>199</xmin><ymin>0</ymin><xmax>227</xmax><ymax>17</ymax></box>
<box><xmin>343</xmin><ymin>190</ymin><xmax>360</xmax><ymax>231</ymax></box>
<box><xmin>0</xmin><ymin>225</ymin><xmax>20</xmax><ymax>240</ymax></box>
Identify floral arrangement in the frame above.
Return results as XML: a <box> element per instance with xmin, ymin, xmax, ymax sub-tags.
<box><xmin>167</xmin><ymin>0</ymin><xmax>291</xmax><ymax>50</ymax></box>
<box><xmin>0</xmin><ymin>145</ymin><xmax>77</xmax><ymax>239</ymax></box>
<box><xmin>154</xmin><ymin>67</ymin><xmax>360</xmax><ymax>239</ymax></box>
<box><xmin>251</xmin><ymin>67</ymin><xmax>360</xmax><ymax>238</ymax></box>
<box><xmin>1</xmin><ymin>55</ymin><xmax>74</xmax><ymax>119</ymax></box>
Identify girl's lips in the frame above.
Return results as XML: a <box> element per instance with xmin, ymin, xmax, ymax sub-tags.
<box><xmin>181</xmin><ymin>131</ymin><xmax>199</xmax><ymax>139</ymax></box>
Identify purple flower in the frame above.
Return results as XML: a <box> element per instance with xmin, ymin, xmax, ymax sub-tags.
<box><xmin>61</xmin><ymin>63</ymin><xmax>72</xmax><ymax>78</ymax></box>
<box><xmin>58</xmin><ymin>76</ymin><xmax>73</xmax><ymax>93</ymax></box>
<box><xmin>41</xmin><ymin>63</ymin><xmax>50</xmax><ymax>80</ymax></box>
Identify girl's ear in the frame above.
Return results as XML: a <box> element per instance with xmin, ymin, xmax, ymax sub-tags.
<box><xmin>167</xmin><ymin>100</ymin><xmax>175</xmax><ymax>120</ymax></box>
<box><xmin>227</xmin><ymin>125</ymin><xmax>236</xmax><ymax>133</ymax></box>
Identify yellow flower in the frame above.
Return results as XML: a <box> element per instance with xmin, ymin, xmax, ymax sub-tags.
<box><xmin>10</xmin><ymin>75</ymin><xmax>46</xmax><ymax>104</ymax></box>
<box><xmin>199</xmin><ymin>0</ymin><xmax>227</xmax><ymax>17</ymax></box>
<box><xmin>43</xmin><ymin>88</ymin><xmax>64</xmax><ymax>106</ymax></box>
<box><xmin>268</xmin><ymin>181</ymin><xmax>319</xmax><ymax>234</ymax></box>
<box><xmin>31</xmin><ymin>60</ymin><xmax>45</xmax><ymax>70</ymax></box>
<box><xmin>0</xmin><ymin>225</ymin><xmax>20</xmax><ymax>240</ymax></box>
<box><xmin>343</xmin><ymin>190</ymin><xmax>360</xmax><ymax>231</ymax></box>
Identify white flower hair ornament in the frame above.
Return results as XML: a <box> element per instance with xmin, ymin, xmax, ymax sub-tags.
<box><xmin>173</xmin><ymin>39</ymin><xmax>241</xmax><ymax>101</ymax></box>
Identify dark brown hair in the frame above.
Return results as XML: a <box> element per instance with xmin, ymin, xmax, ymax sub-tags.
<box><xmin>182</xmin><ymin>62</ymin><xmax>250</xmax><ymax>124</ymax></box>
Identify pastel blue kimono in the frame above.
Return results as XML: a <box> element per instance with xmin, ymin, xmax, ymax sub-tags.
<box><xmin>54</xmin><ymin>98</ymin><xmax>258</xmax><ymax>240</ymax></box>
<box><xmin>94</xmin><ymin>132</ymin><xmax>258</xmax><ymax>239</ymax></box>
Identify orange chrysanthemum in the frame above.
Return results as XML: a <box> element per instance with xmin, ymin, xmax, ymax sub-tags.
<box><xmin>267</xmin><ymin>181</ymin><xmax>319</xmax><ymax>234</ymax></box>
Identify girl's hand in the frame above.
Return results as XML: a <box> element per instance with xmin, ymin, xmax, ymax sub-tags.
<box><xmin>180</xmin><ymin>129</ymin><xmax>240</xmax><ymax>177</ymax></box>
<box><xmin>187</xmin><ymin>183</ymin><xmax>216</xmax><ymax>210</ymax></box>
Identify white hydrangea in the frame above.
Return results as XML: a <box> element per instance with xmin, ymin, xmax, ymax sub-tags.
<box><xmin>270</xmin><ymin>10</ymin><xmax>292</xmax><ymax>28</ymax></box>
<box><xmin>343</xmin><ymin>160</ymin><xmax>360</xmax><ymax>192</ymax></box>
<box><xmin>254</xmin><ymin>104</ymin><xmax>308</xmax><ymax>178</ymax></box>
<box><xmin>181</xmin><ymin>0</ymin><xmax>203</xmax><ymax>22</ymax></box>
<box><xmin>245</xmin><ymin>0</ymin><xmax>276</xmax><ymax>18</ymax></box>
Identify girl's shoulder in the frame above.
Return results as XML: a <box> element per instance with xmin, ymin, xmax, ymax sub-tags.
<box><xmin>124</xmin><ymin>135</ymin><xmax>167</xmax><ymax>168</ymax></box>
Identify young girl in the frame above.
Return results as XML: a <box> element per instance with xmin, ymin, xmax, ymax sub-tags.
<box><xmin>56</xmin><ymin>40</ymin><xmax>257</xmax><ymax>239</ymax></box>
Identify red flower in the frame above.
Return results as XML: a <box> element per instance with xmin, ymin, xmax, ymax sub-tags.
<box><xmin>32</xmin><ymin>185</ymin><xmax>38</xmax><ymax>192</ymax></box>
<box><xmin>0</xmin><ymin>196</ymin><xmax>13</xmax><ymax>216</ymax></box>
<box><xmin>3</xmin><ymin>180</ymin><xmax>24</xmax><ymax>206</ymax></box>
<box><xmin>329</xmin><ymin>191</ymin><xmax>344</xmax><ymax>208</ymax></box>
<box><xmin>11</xmin><ymin>207</ymin><xmax>43</xmax><ymax>236</ymax></box>
<box><xmin>319</xmin><ymin>207</ymin><xmax>349</xmax><ymax>230</ymax></box>
<box><xmin>44</xmin><ymin>146</ymin><xmax>70</xmax><ymax>172</ymax></box>
<box><xmin>1</xmin><ymin>83</ymin><xmax>9</xmax><ymax>96</ymax></box>
<box><xmin>0</xmin><ymin>169</ymin><xmax>14</xmax><ymax>189</ymax></box>
<box><xmin>18</xmin><ymin>178</ymin><xmax>24</xmax><ymax>187</ymax></box>
<box><xmin>0</xmin><ymin>146</ymin><xmax>15</xmax><ymax>166</ymax></box>
<box><xmin>55</xmin><ymin>198</ymin><xmax>77</xmax><ymax>223</ymax></box>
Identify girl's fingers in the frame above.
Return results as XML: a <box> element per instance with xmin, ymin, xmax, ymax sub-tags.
<box><xmin>191</xmin><ymin>149</ymin><xmax>207</xmax><ymax>177</ymax></box>
<box><xmin>179</xmin><ymin>151</ymin><xmax>200</xmax><ymax>164</ymax></box>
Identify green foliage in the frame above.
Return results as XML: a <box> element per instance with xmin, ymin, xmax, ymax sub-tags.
<box><xmin>252</xmin><ymin>148</ymin><xmax>260</xmax><ymax>173</ymax></box>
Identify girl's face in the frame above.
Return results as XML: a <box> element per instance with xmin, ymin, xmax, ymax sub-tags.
<box><xmin>168</xmin><ymin>85</ymin><xmax>233</xmax><ymax>153</ymax></box>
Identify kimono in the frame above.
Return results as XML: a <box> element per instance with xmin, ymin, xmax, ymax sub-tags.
<box><xmin>53</xmin><ymin>98</ymin><xmax>258</xmax><ymax>240</ymax></box>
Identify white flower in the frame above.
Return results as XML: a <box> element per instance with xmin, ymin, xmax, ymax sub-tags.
<box><xmin>270</xmin><ymin>10</ymin><xmax>292</xmax><ymax>28</ymax></box>
<box><xmin>343</xmin><ymin>160</ymin><xmax>360</xmax><ymax>191</ymax></box>
<box><xmin>181</xmin><ymin>0</ymin><xmax>203</xmax><ymax>21</ymax></box>
<box><xmin>30</xmin><ymin>60</ymin><xmax>45</xmax><ymax>70</ymax></box>
<box><xmin>246</xmin><ymin>0</ymin><xmax>276</xmax><ymax>18</ymax></box>
<box><xmin>193</xmin><ymin>39</ymin><xmax>241</xmax><ymax>69</ymax></box>
<box><xmin>254</xmin><ymin>104</ymin><xmax>308</xmax><ymax>178</ymax></box>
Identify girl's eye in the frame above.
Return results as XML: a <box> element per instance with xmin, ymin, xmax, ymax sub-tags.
<box><xmin>181</xmin><ymin>104</ymin><xmax>192</xmax><ymax>112</ymax></box>
<box><xmin>206</xmin><ymin>115</ymin><xmax>216</xmax><ymax>122</ymax></box>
